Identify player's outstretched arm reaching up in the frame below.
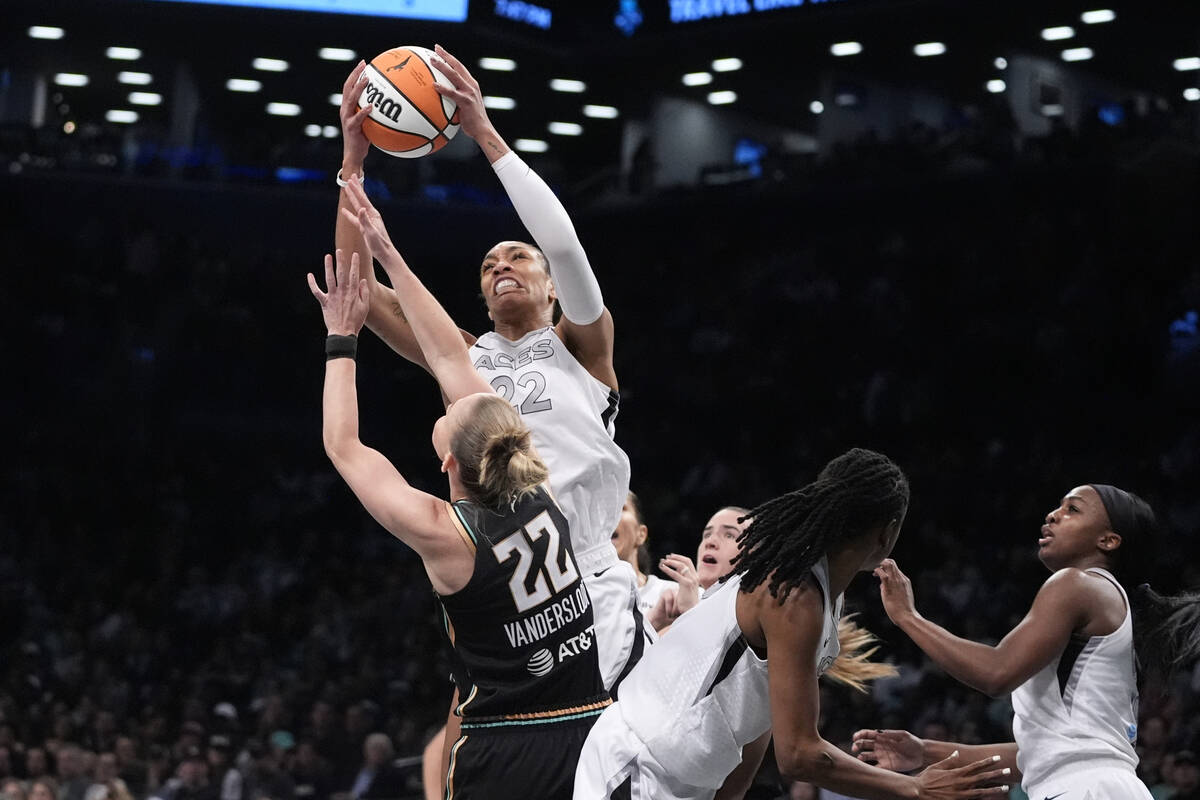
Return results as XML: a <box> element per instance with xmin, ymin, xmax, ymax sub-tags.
<box><xmin>307</xmin><ymin>249</ymin><xmax>474</xmax><ymax>594</ymax></box>
<box><xmin>430</xmin><ymin>44</ymin><xmax>617</xmax><ymax>390</ymax></box>
<box><xmin>333</xmin><ymin>60</ymin><xmax>476</xmax><ymax>371</ymax></box>
<box><xmin>340</xmin><ymin>175</ymin><xmax>492</xmax><ymax>403</ymax></box>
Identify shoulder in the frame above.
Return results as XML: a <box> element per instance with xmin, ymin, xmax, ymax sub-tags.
<box><xmin>1033</xmin><ymin>567</ymin><xmax>1109</xmax><ymax>617</ymax></box>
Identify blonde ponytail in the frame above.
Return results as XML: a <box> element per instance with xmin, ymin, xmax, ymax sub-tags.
<box><xmin>823</xmin><ymin>615</ymin><xmax>899</xmax><ymax>693</ymax></box>
<box><xmin>451</xmin><ymin>395</ymin><xmax>549</xmax><ymax>509</ymax></box>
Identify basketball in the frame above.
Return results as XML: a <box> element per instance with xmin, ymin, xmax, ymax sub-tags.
<box><xmin>357</xmin><ymin>45</ymin><xmax>460</xmax><ymax>159</ymax></box>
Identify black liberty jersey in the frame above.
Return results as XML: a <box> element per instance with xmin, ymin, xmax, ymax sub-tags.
<box><xmin>439</xmin><ymin>485</ymin><xmax>609</xmax><ymax>730</ymax></box>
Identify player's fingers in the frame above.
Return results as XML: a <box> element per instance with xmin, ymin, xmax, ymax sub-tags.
<box><xmin>351</xmin><ymin>104</ymin><xmax>373</xmax><ymax>126</ymax></box>
<box><xmin>349</xmin><ymin>251</ymin><xmax>360</xmax><ymax>286</ymax></box>
<box><xmin>429</xmin><ymin>55</ymin><xmax>468</xmax><ymax>91</ymax></box>
<box><xmin>338</xmin><ymin>207</ymin><xmax>363</xmax><ymax>231</ymax></box>
<box><xmin>306</xmin><ymin>272</ymin><xmax>324</xmax><ymax>300</ymax></box>
<box><xmin>927</xmin><ymin>750</ymin><xmax>961</xmax><ymax>771</ymax></box>
<box><xmin>334</xmin><ymin>248</ymin><xmax>350</xmax><ymax>285</ymax></box>
<box><xmin>970</xmin><ymin>767</ymin><xmax>1011</xmax><ymax>785</ymax></box>
<box><xmin>357</xmin><ymin>279</ymin><xmax>369</xmax><ymax>304</ymax></box>
<box><xmin>342</xmin><ymin>61</ymin><xmax>365</xmax><ymax>95</ymax></box>
<box><xmin>324</xmin><ymin>253</ymin><xmax>336</xmax><ymax>289</ymax></box>
<box><xmin>955</xmin><ymin>755</ymin><xmax>1003</xmax><ymax>777</ymax></box>
<box><xmin>434</xmin><ymin>45</ymin><xmax>470</xmax><ymax>80</ymax></box>
<box><xmin>966</xmin><ymin>786</ymin><xmax>1009</xmax><ymax>797</ymax></box>
<box><xmin>851</xmin><ymin>729</ymin><xmax>874</xmax><ymax>743</ymax></box>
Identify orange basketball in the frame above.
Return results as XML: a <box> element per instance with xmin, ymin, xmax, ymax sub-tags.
<box><xmin>357</xmin><ymin>45</ymin><xmax>460</xmax><ymax>158</ymax></box>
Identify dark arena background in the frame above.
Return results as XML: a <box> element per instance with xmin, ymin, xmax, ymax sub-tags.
<box><xmin>3</xmin><ymin>0</ymin><xmax>1200</xmax><ymax>798</ymax></box>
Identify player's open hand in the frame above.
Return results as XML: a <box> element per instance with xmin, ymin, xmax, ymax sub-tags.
<box><xmin>659</xmin><ymin>554</ymin><xmax>701</xmax><ymax>617</ymax></box>
<box><xmin>914</xmin><ymin>751</ymin><xmax>1010</xmax><ymax>799</ymax></box>
<box><xmin>308</xmin><ymin>249</ymin><xmax>369</xmax><ymax>336</ymax></box>
<box><xmin>851</xmin><ymin>728</ymin><xmax>924</xmax><ymax>772</ymax></box>
<box><xmin>429</xmin><ymin>45</ymin><xmax>493</xmax><ymax>141</ymax></box>
<box><xmin>874</xmin><ymin>558</ymin><xmax>918</xmax><ymax>626</ymax></box>
<box><xmin>340</xmin><ymin>61</ymin><xmax>373</xmax><ymax>169</ymax></box>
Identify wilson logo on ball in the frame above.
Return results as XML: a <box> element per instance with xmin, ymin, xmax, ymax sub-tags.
<box><xmin>362</xmin><ymin>81</ymin><xmax>403</xmax><ymax>123</ymax></box>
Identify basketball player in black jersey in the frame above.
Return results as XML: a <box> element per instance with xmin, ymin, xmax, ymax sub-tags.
<box><xmin>309</xmin><ymin>248</ymin><xmax>609</xmax><ymax>798</ymax></box>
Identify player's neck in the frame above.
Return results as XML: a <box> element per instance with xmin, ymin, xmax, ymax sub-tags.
<box><xmin>492</xmin><ymin>310</ymin><xmax>553</xmax><ymax>342</ymax></box>
<box><xmin>827</xmin><ymin>544</ymin><xmax>875</xmax><ymax>597</ymax></box>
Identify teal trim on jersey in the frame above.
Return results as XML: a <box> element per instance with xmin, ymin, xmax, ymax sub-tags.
<box><xmin>458</xmin><ymin>707</ymin><xmax>606</xmax><ymax>730</ymax></box>
<box><xmin>451</xmin><ymin>503</ymin><xmax>479</xmax><ymax>545</ymax></box>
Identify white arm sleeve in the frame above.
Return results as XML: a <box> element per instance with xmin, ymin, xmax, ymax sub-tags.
<box><xmin>491</xmin><ymin>151</ymin><xmax>604</xmax><ymax>325</ymax></box>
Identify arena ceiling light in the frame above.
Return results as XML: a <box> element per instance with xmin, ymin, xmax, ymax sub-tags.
<box><xmin>479</xmin><ymin>57</ymin><xmax>517</xmax><ymax>71</ymax></box>
<box><xmin>328</xmin><ymin>93</ymin><xmax>342</xmax><ymax>105</ymax></box>
<box><xmin>830</xmin><ymin>41</ymin><xmax>862</xmax><ymax>56</ymax></box>
<box><xmin>707</xmin><ymin>90</ymin><xmax>737</xmax><ymax>105</ymax></box>
<box><xmin>28</xmin><ymin>26</ymin><xmax>65</xmax><ymax>40</ymax></box>
<box><xmin>1042</xmin><ymin>103</ymin><xmax>1065</xmax><ymax>116</ymax></box>
<box><xmin>514</xmin><ymin>138</ymin><xmax>548</xmax><ymax>153</ymax></box>
<box><xmin>711</xmin><ymin>58</ymin><xmax>743</xmax><ymax>72</ymax></box>
<box><xmin>987</xmin><ymin>79</ymin><xmax>1007</xmax><ymax>93</ymax></box>
<box><xmin>835</xmin><ymin>92</ymin><xmax>859</xmax><ymax>107</ymax></box>
<box><xmin>483</xmin><ymin>96</ymin><xmax>516</xmax><ymax>110</ymax></box>
<box><xmin>809</xmin><ymin>100</ymin><xmax>824</xmax><ymax>114</ymax></box>
<box><xmin>305</xmin><ymin>124</ymin><xmax>321</xmax><ymax>137</ymax></box>
<box><xmin>1061</xmin><ymin>47</ymin><xmax>1094</xmax><ymax>62</ymax></box>
<box><xmin>106</xmin><ymin>47</ymin><xmax>142</xmax><ymax>60</ymax></box>
<box><xmin>54</xmin><ymin>73</ymin><xmax>89</xmax><ymax>87</ymax></box>
<box><xmin>128</xmin><ymin>92</ymin><xmax>162</xmax><ymax>106</ymax></box>
<box><xmin>106</xmin><ymin>110</ymin><xmax>138</xmax><ymax>123</ymax></box>
<box><xmin>548</xmin><ymin>121</ymin><xmax>583</xmax><ymax>136</ymax></box>
<box><xmin>1174</xmin><ymin>57</ymin><xmax>1200</xmax><ymax>72</ymax></box>
<box><xmin>318</xmin><ymin>47</ymin><xmax>356</xmax><ymax>61</ymax></box>
<box><xmin>994</xmin><ymin>57</ymin><xmax>1008</xmax><ymax>69</ymax></box>
<box><xmin>682</xmin><ymin>72</ymin><xmax>713</xmax><ymax>86</ymax></box>
<box><xmin>582</xmin><ymin>104</ymin><xmax>619</xmax><ymax>119</ymax></box>
<box><xmin>913</xmin><ymin>42</ymin><xmax>946</xmax><ymax>57</ymax></box>
<box><xmin>1185</xmin><ymin>88</ymin><xmax>1200</xmax><ymax>101</ymax></box>
<box><xmin>266</xmin><ymin>102</ymin><xmax>301</xmax><ymax>116</ymax></box>
<box><xmin>1081</xmin><ymin>9</ymin><xmax>1115</xmax><ymax>24</ymax></box>
<box><xmin>227</xmin><ymin>79</ymin><xmax>263</xmax><ymax>92</ymax></box>
<box><xmin>118</xmin><ymin>71</ymin><xmax>153</xmax><ymax>85</ymax></box>
<box><xmin>1041</xmin><ymin>27</ymin><xmax>1074</xmax><ymax>41</ymax></box>
<box><xmin>549</xmin><ymin>79</ymin><xmax>586</xmax><ymax>93</ymax></box>
<box><xmin>253</xmin><ymin>58</ymin><xmax>289</xmax><ymax>72</ymax></box>
<box><xmin>322</xmin><ymin>125</ymin><xmax>338</xmax><ymax>138</ymax></box>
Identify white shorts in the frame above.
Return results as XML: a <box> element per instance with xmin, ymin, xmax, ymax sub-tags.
<box><xmin>582</xmin><ymin>560</ymin><xmax>655</xmax><ymax>692</ymax></box>
<box><xmin>573</xmin><ymin>702</ymin><xmax>714</xmax><ymax>800</ymax></box>
<box><xmin>1024</xmin><ymin>766</ymin><xmax>1152</xmax><ymax>800</ymax></box>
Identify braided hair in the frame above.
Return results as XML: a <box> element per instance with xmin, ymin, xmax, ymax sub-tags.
<box><xmin>729</xmin><ymin>448</ymin><xmax>909</xmax><ymax>601</ymax></box>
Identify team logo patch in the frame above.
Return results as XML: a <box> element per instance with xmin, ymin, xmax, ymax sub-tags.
<box><xmin>527</xmin><ymin>648</ymin><xmax>555</xmax><ymax>677</ymax></box>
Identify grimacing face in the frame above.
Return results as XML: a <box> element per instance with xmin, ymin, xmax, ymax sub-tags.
<box><xmin>479</xmin><ymin>241</ymin><xmax>555</xmax><ymax>319</ymax></box>
<box><xmin>696</xmin><ymin>508</ymin><xmax>747</xmax><ymax>589</ymax></box>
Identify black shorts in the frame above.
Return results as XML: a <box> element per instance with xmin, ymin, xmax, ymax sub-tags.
<box><xmin>446</xmin><ymin>716</ymin><xmax>597</xmax><ymax>799</ymax></box>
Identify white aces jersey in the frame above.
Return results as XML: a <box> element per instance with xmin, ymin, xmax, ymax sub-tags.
<box><xmin>1011</xmin><ymin>568</ymin><xmax>1140</xmax><ymax>791</ymax></box>
<box><xmin>613</xmin><ymin>561</ymin><xmax>843</xmax><ymax>790</ymax></box>
<box><xmin>469</xmin><ymin>326</ymin><xmax>631</xmax><ymax>573</ymax></box>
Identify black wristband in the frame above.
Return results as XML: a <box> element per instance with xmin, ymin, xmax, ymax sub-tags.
<box><xmin>325</xmin><ymin>334</ymin><xmax>358</xmax><ymax>361</ymax></box>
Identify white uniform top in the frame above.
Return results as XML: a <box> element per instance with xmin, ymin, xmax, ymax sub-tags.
<box><xmin>1011</xmin><ymin>568</ymin><xmax>1140</xmax><ymax>791</ymax></box>
<box><xmin>613</xmin><ymin>561</ymin><xmax>843</xmax><ymax>790</ymax></box>
<box><xmin>637</xmin><ymin>575</ymin><xmax>674</xmax><ymax>615</ymax></box>
<box><xmin>469</xmin><ymin>326</ymin><xmax>630</xmax><ymax>574</ymax></box>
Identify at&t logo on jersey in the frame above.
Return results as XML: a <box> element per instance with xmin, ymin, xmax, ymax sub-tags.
<box><xmin>525</xmin><ymin>627</ymin><xmax>595</xmax><ymax>676</ymax></box>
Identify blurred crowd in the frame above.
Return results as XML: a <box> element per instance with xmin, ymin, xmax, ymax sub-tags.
<box><xmin>3</xmin><ymin>111</ymin><xmax>1199</xmax><ymax>800</ymax></box>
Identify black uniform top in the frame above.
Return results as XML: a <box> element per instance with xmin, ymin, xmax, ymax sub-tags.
<box><xmin>438</xmin><ymin>485</ymin><xmax>609</xmax><ymax>730</ymax></box>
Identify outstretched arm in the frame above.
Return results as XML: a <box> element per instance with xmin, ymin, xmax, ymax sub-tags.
<box><xmin>308</xmin><ymin>249</ymin><xmax>471</xmax><ymax>590</ymax></box>
<box><xmin>431</xmin><ymin>45</ymin><xmax>617</xmax><ymax>390</ymax></box>
<box><xmin>335</xmin><ymin>61</ymin><xmax>473</xmax><ymax>370</ymax></box>
<box><xmin>876</xmin><ymin>559</ymin><xmax>1089</xmax><ymax>697</ymax></box>
<box><xmin>755</xmin><ymin>585</ymin><xmax>1008</xmax><ymax>799</ymax></box>
<box><xmin>341</xmin><ymin>177</ymin><xmax>492</xmax><ymax>403</ymax></box>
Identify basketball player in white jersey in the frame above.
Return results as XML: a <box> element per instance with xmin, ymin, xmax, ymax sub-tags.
<box><xmin>574</xmin><ymin>449</ymin><xmax>1010</xmax><ymax>800</ymax></box>
<box><xmin>853</xmin><ymin>484</ymin><xmax>1200</xmax><ymax>800</ymax></box>
<box><xmin>335</xmin><ymin>48</ymin><xmax>644</xmax><ymax>696</ymax></box>
<box><xmin>644</xmin><ymin>505</ymin><xmax>748</xmax><ymax>632</ymax></box>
